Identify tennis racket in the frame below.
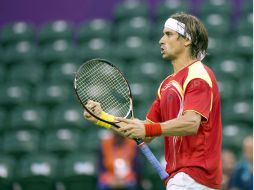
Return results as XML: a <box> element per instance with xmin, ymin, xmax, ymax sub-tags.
<box><xmin>74</xmin><ymin>58</ymin><xmax>169</xmax><ymax>181</ymax></box>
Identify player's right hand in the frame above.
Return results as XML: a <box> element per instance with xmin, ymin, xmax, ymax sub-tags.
<box><xmin>83</xmin><ymin>100</ymin><xmax>102</xmax><ymax>123</ymax></box>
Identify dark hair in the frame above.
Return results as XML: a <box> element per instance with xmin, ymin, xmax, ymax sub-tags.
<box><xmin>170</xmin><ymin>12</ymin><xmax>208</xmax><ymax>58</ymax></box>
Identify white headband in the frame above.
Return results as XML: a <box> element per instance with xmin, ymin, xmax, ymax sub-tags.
<box><xmin>164</xmin><ymin>18</ymin><xmax>206</xmax><ymax>60</ymax></box>
<box><xmin>164</xmin><ymin>18</ymin><xmax>191</xmax><ymax>41</ymax></box>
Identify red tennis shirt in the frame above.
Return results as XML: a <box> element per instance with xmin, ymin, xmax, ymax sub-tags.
<box><xmin>146</xmin><ymin>60</ymin><xmax>222</xmax><ymax>189</ymax></box>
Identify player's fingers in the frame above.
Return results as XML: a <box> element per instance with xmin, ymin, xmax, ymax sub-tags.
<box><xmin>86</xmin><ymin>100</ymin><xmax>97</xmax><ymax>107</ymax></box>
<box><xmin>86</xmin><ymin>101</ymin><xmax>102</xmax><ymax>114</ymax></box>
<box><xmin>93</xmin><ymin>106</ymin><xmax>102</xmax><ymax>116</ymax></box>
<box><xmin>83</xmin><ymin>111</ymin><xmax>90</xmax><ymax>116</ymax></box>
<box><xmin>126</xmin><ymin>130</ymin><xmax>140</xmax><ymax>139</ymax></box>
<box><xmin>86</xmin><ymin>105</ymin><xmax>98</xmax><ymax>114</ymax></box>
<box><xmin>86</xmin><ymin>102</ymin><xmax>95</xmax><ymax>110</ymax></box>
<box><xmin>132</xmin><ymin>118</ymin><xmax>143</xmax><ymax>122</ymax></box>
<box><xmin>86</xmin><ymin>100</ymin><xmax>93</xmax><ymax>108</ymax></box>
<box><xmin>87</xmin><ymin>100</ymin><xmax>101</xmax><ymax>107</ymax></box>
<box><xmin>124</xmin><ymin>129</ymin><xmax>135</xmax><ymax>137</ymax></box>
<box><xmin>115</xmin><ymin>117</ymin><xmax>133</xmax><ymax>123</ymax></box>
<box><xmin>87</xmin><ymin>99</ymin><xmax>96</xmax><ymax>104</ymax></box>
<box><xmin>118</xmin><ymin>124</ymin><xmax>134</xmax><ymax>132</ymax></box>
<box><xmin>83</xmin><ymin>110</ymin><xmax>92</xmax><ymax>118</ymax></box>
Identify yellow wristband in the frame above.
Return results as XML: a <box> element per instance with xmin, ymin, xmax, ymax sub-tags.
<box><xmin>96</xmin><ymin>111</ymin><xmax>115</xmax><ymax>129</ymax></box>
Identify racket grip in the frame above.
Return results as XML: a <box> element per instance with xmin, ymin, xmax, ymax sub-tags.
<box><xmin>138</xmin><ymin>142</ymin><xmax>169</xmax><ymax>181</ymax></box>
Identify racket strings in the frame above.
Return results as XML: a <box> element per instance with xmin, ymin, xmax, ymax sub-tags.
<box><xmin>79</xmin><ymin>69</ymin><xmax>129</xmax><ymax>116</ymax></box>
<box><xmin>76</xmin><ymin>60</ymin><xmax>131</xmax><ymax>117</ymax></box>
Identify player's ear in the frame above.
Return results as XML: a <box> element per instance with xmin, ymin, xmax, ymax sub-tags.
<box><xmin>184</xmin><ymin>39</ymin><xmax>191</xmax><ymax>47</ymax></box>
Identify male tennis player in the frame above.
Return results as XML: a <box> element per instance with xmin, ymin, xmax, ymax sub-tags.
<box><xmin>84</xmin><ymin>12</ymin><xmax>222</xmax><ymax>190</ymax></box>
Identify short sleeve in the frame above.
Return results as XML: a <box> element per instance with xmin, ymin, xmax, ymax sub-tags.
<box><xmin>146</xmin><ymin>96</ymin><xmax>161</xmax><ymax>123</ymax></box>
<box><xmin>183</xmin><ymin>78</ymin><xmax>212</xmax><ymax>121</ymax></box>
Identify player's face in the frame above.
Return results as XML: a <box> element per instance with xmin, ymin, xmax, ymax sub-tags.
<box><xmin>159</xmin><ymin>28</ymin><xmax>185</xmax><ymax>60</ymax></box>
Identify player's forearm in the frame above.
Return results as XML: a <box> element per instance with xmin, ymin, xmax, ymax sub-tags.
<box><xmin>160</xmin><ymin>114</ymin><xmax>201</xmax><ymax>136</ymax></box>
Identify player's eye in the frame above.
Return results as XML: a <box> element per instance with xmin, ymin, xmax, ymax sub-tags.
<box><xmin>165</xmin><ymin>32</ymin><xmax>172</xmax><ymax>37</ymax></box>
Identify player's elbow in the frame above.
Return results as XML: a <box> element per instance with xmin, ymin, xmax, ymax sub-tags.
<box><xmin>189</xmin><ymin>121</ymin><xmax>200</xmax><ymax>135</ymax></box>
<box><xmin>184</xmin><ymin>116</ymin><xmax>201</xmax><ymax>135</ymax></box>
<box><xmin>182</xmin><ymin>111</ymin><xmax>202</xmax><ymax>135</ymax></box>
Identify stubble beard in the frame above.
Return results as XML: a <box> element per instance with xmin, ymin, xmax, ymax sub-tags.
<box><xmin>161</xmin><ymin>52</ymin><xmax>174</xmax><ymax>61</ymax></box>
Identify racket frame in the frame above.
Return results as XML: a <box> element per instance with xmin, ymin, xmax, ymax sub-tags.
<box><xmin>74</xmin><ymin>58</ymin><xmax>134</xmax><ymax>127</ymax></box>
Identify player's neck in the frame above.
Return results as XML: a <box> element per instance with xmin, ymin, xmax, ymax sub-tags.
<box><xmin>171</xmin><ymin>55</ymin><xmax>197</xmax><ymax>74</ymax></box>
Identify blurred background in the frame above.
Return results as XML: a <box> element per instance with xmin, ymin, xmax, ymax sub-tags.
<box><xmin>0</xmin><ymin>0</ymin><xmax>252</xmax><ymax>190</ymax></box>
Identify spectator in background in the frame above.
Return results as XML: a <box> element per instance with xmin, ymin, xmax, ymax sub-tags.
<box><xmin>222</xmin><ymin>149</ymin><xmax>236</xmax><ymax>190</ymax></box>
<box><xmin>229</xmin><ymin>136</ymin><xmax>253</xmax><ymax>190</ymax></box>
<box><xmin>97</xmin><ymin>131</ymin><xmax>142</xmax><ymax>190</ymax></box>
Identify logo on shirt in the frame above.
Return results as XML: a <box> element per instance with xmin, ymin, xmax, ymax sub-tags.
<box><xmin>160</xmin><ymin>81</ymin><xmax>183</xmax><ymax>99</ymax></box>
<box><xmin>168</xmin><ymin>94</ymin><xmax>173</xmax><ymax>100</ymax></box>
<box><xmin>161</xmin><ymin>83</ymin><xmax>172</xmax><ymax>92</ymax></box>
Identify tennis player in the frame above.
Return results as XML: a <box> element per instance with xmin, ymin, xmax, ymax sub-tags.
<box><xmin>84</xmin><ymin>12</ymin><xmax>222</xmax><ymax>190</ymax></box>
<box><xmin>116</xmin><ymin>12</ymin><xmax>223</xmax><ymax>190</ymax></box>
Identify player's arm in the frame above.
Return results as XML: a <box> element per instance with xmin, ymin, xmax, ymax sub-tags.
<box><xmin>160</xmin><ymin>110</ymin><xmax>201</xmax><ymax>136</ymax></box>
<box><xmin>117</xmin><ymin>111</ymin><xmax>201</xmax><ymax>139</ymax></box>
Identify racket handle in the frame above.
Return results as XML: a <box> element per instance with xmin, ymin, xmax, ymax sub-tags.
<box><xmin>137</xmin><ymin>141</ymin><xmax>169</xmax><ymax>181</ymax></box>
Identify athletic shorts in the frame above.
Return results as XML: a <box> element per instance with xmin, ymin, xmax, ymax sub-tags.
<box><xmin>166</xmin><ymin>172</ymin><xmax>217</xmax><ymax>190</ymax></box>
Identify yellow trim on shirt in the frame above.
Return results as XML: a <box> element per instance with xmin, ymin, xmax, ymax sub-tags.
<box><xmin>183</xmin><ymin>61</ymin><xmax>213</xmax><ymax>92</ymax></box>
<box><xmin>210</xmin><ymin>92</ymin><xmax>213</xmax><ymax>111</ymax></box>
<box><xmin>170</xmin><ymin>80</ymin><xmax>184</xmax><ymax>99</ymax></box>
<box><xmin>157</xmin><ymin>82</ymin><xmax>163</xmax><ymax>99</ymax></box>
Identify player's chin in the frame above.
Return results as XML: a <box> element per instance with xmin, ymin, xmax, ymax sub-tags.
<box><xmin>161</xmin><ymin>53</ymin><xmax>170</xmax><ymax>60</ymax></box>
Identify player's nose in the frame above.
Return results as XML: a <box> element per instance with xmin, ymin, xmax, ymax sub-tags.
<box><xmin>159</xmin><ymin>35</ymin><xmax>165</xmax><ymax>46</ymax></box>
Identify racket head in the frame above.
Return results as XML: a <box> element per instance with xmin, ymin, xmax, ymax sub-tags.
<box><xmin>74</xmin><ymin>58</ymin><xmax>134</xmax><ymax>124</ymax></box>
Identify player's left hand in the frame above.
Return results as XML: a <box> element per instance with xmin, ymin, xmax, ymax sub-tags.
<box><xmin>83</xmin><ymin>100</ymin><xmax>102</xmax><ymax>123</ymax></box>
<box><xmin>116</xmin><ymin>117</ymin><xmax>146</xmax><ymax>139</ymax></box>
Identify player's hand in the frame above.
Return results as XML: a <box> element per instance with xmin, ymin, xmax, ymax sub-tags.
<box><xmin>83</xmin><ymin>100</ymin><xmax>102</xmax><ymax>123</ymax></box>
<box><xmin>116</xmin><ymin>117</ymin><xmax>146</xmax><ymax>139</ymax></box>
